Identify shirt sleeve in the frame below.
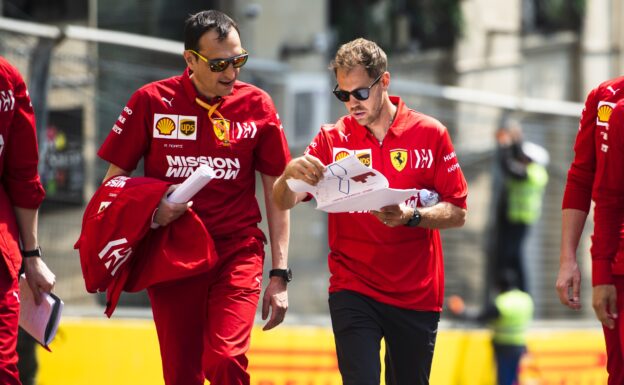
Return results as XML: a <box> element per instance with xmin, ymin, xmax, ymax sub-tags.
<box><xmin>98</xmin><ymin>88</ymin><xmax>151</xmax><ymax>172</ymax></box>
<box><xmin>591</xmin><ymin>99</ymin><xmax>624</xmax><ymax>285</ymax></box>
<box><xmin>434</xmin><ymin>127</ymin><xmax>468</xmax><ymax>209</ymax></box>
<box><xmin>304</xmin><ymin>125</ymin><xmax>334</xmax><ymax>166</ymax></box>
<box><xmin>2</xmin><ymin>68</ymin><xmax>45</xmax><ymax>209</ymax></box>
<box><xmin>254</xmin><ymin>95</ymin><xmax>291</xmax><ymax>176</ymax></box>
<box><xmin>562</xmin><ymin>87</ymin><xmax>598</xmax><ymax>212</ymax></box>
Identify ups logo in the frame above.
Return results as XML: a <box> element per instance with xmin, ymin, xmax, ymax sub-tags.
<box><xmin>357</xmin><ymin>153</ymin><xmax>371</xmax><ymax>167</ymax></box>
<box><xmin>179</xmin><ymin>119</ymin><xmax>196</xmax><ymax>136</ymax></box>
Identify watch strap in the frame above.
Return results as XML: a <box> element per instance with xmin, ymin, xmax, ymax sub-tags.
<box><xmin>269</xmin><ymin>268</ymin><xmax>292</xmax><ymax>282</ymax></box>
<box><xmin>405</xmin><ymin>208</ymin><xmax>422</xmax><ymax>227</ymax></box>
<box><xmin>21</xmin><ymin>246</ymin><xmax>42</xmax><ymax>258</ymax></box>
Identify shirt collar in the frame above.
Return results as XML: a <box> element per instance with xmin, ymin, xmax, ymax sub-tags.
<box><xmin>348</xmin><ymin>95</ymin><xmax>408</xmax><ymax>141</ymax></box>
<box><xmin>181</xmin><ymin>67</ymin><xmax>226</xmax><ymax>106</ymax></box>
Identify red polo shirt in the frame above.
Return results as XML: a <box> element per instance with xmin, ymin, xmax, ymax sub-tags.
<box><xmin>592</xmin><ymin>98</ymin><xmax>624</xmax><ymax>284</ymax></box>
<box><xmin>98</xmin><ymin>68</ymin><xmax>291</xmax><ymax>241</ymax></box>
<box><xmin>306</xmin><ymin>96</ymin><xmax>468</xmax><ymax>311</ymax></box>
<box><xmin>0</xmin><ymin>56</ymin><xmax>45</xmax><ymax>279</ymax></box>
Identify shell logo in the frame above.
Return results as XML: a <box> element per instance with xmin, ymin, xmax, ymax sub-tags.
<box><xmin>156</xmin><ymin>117</ymin><xmax>176</xmax><ymax>135</ymax></box>
<box><xmin>597</xmin><ymin>104</ymin><xmax>613</xmax><ymax>124</ymax></box>
<box><xmin>335</xmin><ymin>151</ymin><xmax>350</xmax><ymax>161</ymax></box>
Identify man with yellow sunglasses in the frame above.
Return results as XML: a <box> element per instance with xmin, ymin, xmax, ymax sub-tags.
<box><xmin>97</xmin><ymin>9</ymin><xmax>291</xmax><ymax>385</ymax></box>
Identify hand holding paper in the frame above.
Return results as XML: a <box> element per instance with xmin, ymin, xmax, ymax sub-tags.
<box><xmin>151</xmin><ymin>164</ymin><xmax>216</xmax><ymax>228</ymax></box>
<box><xmin>286</xmin><ymin>155</ymin><xmax>418</xmax><ymax>213</ymax></box>
<box><xmin>19</xmin><ymin>275</ymin><xmax>63</xmax><ymax>350</ymax></box>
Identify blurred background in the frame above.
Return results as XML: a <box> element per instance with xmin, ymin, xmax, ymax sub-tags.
<box><xmin>0</xmin><ymin>0</ymin><xmax>616</xmax><ymax>384</ymax></box>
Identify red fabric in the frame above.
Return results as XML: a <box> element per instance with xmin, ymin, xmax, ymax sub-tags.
<box><xmin>0</xmin><ymin>260</ymin><xmax>20</xmax><ymax>385</ymax></box>
<box><xmin>0</xmin><ymin>56</ymin><xmax>45</xmax><ymax>280</ymax></box>
<box><xmin>305</xmin><ymin>96</ymin><xmax>468</xmax><ymax>311</ymax></box>
<box><xmin>97</xmin><ymin>68</ymin><xmax>291</xmax><ymax>239</ymax></box>
<box><xmin>148</xmin><ymin>236</ymin><xmax>264</xmax><ymax>385</ymax></box>
<box><xmin>601</xmin><ymin>278</ymin><xmax>624</xmax><ymax>385</ymax></box>
<box><xmin>562</xmin><ymin>77</ymin><xmax>624</xmax><ymax>212</ymax></box>
<box><xmin>591</xmin><ymin>99</ymin><xmax>624</xmax><ymax>285</ymax></box>
<box><xmin>74</xmin><ymin>176</ymin><xmax>216</xmax><ymax>316</ymax></box>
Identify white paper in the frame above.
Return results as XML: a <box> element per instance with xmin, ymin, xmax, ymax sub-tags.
<box><xmin>151</xmin><ymin>164</ymin><xmax>215</xmax><ymax>229</ymax></box>
<box><xmin>286</xmin><ymin>155</ymin><xmax>417</xmax><ymax>213</ymax></box>
<box><xmin>167</xmin><ymin>164</ymin><xmax>215</xmax><ymax>203</ymax></box>
<box><xmin>18</xmin><ymin>275</ymin><xmax>63</xmax><ymax>349</ymax></box>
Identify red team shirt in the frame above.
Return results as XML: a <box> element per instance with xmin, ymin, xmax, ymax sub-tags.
<box><xmin>592</xmin><ymin>98</ymin><xmax>624</xmax><ymax>283</ymax></box>
<box><xmin>562</xmin><ymin>77</ymin><xmax>624</xmax><ymax>284</ymax></box>
<box><xmin>0</xmin><ymin>57</ymin><xmax>45</xmax><ymax>279</ymax></box>
<box><xmin>98</xmin><ymin>68</ymin><xmax>291</xmax><ymax>241</ymax></box>
<box><xmin>306</xmin><ymin>96</ymin><xmax>467</xmax><ymax>311</ymax></box>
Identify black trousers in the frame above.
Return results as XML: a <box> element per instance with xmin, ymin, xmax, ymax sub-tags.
<box><xmin>328</xmin><ymin>290</ymin><xmax>440</xmax><ymax>385</ymax></box>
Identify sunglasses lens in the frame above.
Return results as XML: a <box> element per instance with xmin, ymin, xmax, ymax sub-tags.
<box><xmin>210</xmin><ymin>60</ymin><xmax>228</xmax><ymax>72</ymax></box>
<box><xmin>232</xmin><ymin>54</ymin><xmax>248</xmax><ymax>68</ymax></box>
<box><xmin>333</xmin><ymin>90</ymin><xmax>350</xmax><ymax>102</ymax></box>
<box><xmin>352</xmin><ymin>89</ymin><xmax>369</xmax><ymax>101</ymax></box>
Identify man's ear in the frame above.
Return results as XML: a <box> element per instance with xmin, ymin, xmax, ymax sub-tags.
<box><xmin>381</xmin><ymin>71</ymin><xmax>390</xmax><ymax>90</ymax></box>
<box><xmin>183</xmin><ymin>51</ymin><xmax>195</xmax><ymax>67</ymax></box>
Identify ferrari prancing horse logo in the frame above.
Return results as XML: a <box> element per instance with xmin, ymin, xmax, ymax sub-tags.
<box><xmin>213</xmin><ymin>118</ymin><xmax>231</xmax><ymax>145</ymax></box>
<box><xmin>390</xmin><ymin>149</ymin><xmax>408</xmax><ymax>171</ymax></box>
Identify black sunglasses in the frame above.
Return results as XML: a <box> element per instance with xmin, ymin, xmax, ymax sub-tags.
<box><xmin>332</xmin><ymin>73</ymin><xmax>383</xmax><ymax>102</ymax></box>
<box><xmin>188</xmin><ymin>49</ymin><xmax>249</xmax><ymax>72</ymax></box>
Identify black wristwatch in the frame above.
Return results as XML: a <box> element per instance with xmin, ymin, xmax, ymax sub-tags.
<box><xmin>269</xmin><ymin>268</ymin><xmax>293</xmax><ymax>283</ymax></box>
<box><xmin>21</xmin><ymin>246</ymin><xmax>42</xmax><ymax>258</ymax></box>
<box><xmin>405</xmin><ymin>208</ymin><xmax>422</xmax><ymax>227</ymax></box>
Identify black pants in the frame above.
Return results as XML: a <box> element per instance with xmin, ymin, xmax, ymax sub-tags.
<box><xmin>497</xmin><ymin>221</ymin><xmax>528</xmax><ymax>291</ymax></box>
<box><xmin>328</xmin><ymin>290</ymin><xmax>440</xmax><ymax>385</ymax></box>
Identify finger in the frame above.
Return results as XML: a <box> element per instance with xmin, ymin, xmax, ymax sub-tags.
<box><xmin>261</xmin><ymin>295</ymin><xmax>270</xmax><ymax>321</ymax></box>
<box><xmin>608</xmin><ymin>294</ymin><xmax>618</xmax><ymax>320</ymax></box>
<box><xmin>594</xmin><ymin>301</ymin><xmax>614</xmax><ymax>329</ymax></box>
<box><xmin>555</xmin><ymin>282</ymin><xmax>570</xmax><ymax>306</ymax></box>
<box><xmin>263</xmin><ymin>308</ymin><xmax>285</xmax><ymax>331</ymax></box>
<box><xmin>571</xmin><ymin>279</ymin><xmax>582</xmax><ymax>309</ymax></box>
<box><xmin>32</xmin><ymin>287</ymin><xmax>43</xmax><ymax>306</ymax></box>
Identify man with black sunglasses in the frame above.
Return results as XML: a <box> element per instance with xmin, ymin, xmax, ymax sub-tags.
<box><xmin>97</xmin><ymin>9</ymin><xmax>291</xmax><ymax>385</ymax></box>
<box><xmin>273</xmin><ymin>38</ymin><xmax>467</xmax><ymax>385</ymax></box>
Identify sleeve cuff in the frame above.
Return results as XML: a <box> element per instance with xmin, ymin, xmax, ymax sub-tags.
<box><xmin>592</xmin><ymin>259</ymin><xmax>614</xmax><ymax>286</ymax></box>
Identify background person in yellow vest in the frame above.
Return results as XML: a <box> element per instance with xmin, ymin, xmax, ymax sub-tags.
<box><xmin>492</xmin><ymin>122</ymin><xmax>549</xmax><ymax>293</ymax></box>
<box><xmin>448</xmin><ymin>270</ymin><xmax>534</xmax><ymax>385</ymax></box>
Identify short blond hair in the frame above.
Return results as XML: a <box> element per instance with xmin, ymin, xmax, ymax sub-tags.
<box><xmin>329</xmin><ymin>38</ymin><xmax>387</xmax><ymax>79</ymax></box>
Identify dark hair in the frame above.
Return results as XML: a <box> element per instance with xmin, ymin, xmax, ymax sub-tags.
<box><xmin>184</xmin><ymin>10</ymin><xmax>240</xmax><ymax>51</ymax></box>
<box><xmin>329</xmin><ymin>38</ymin><xmax>387</xmax><ymax>79</ymax></box>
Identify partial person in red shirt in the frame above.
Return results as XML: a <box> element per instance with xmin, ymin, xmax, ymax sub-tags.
<box><xmin>591</xmin><ymin>97</ymin><xmax>624</xmax><ymax>384</ymax></box>
<box><xmin>97</xmin><ymin>10</ymin><xmax>291</xmax><ymax>385</ymax></box>
<box><xmin>273</xmin><ymin>38</ymin><xmax>467</xmax><ymax>385</ymax></box>
<box><xmin>0</xmin><ymin>56</ymin><xmax>56</xmax><ymax>385</ymax></box>
<box><xmin>556</xmin><ymin>77</ymin><xmax>624</xmax><ymax>384</ymax></box>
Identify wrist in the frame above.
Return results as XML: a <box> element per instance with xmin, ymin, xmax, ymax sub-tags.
<box><xmin>21</xmin><ymin>246</ymin><xmax>42</xmax><ymax>258</ymax></box>
<box><xmin>404</xmin><ymin>208</ymin><xmax>422</xmax><ymax>227</ymax></box>
<box><xmin>269</xmin><ymin>268</ymin><xmax>292</xmax><ymax>283</ymax></box>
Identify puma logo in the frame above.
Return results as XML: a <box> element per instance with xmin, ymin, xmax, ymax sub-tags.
<box><xmin>161</xmin><ymin>97</ymin><xmax>173</xmax><ymax>107</ymax></box>
<box><xmin>607</xmin><ymin>86</ymin><xmax>619</xmax><ymax>96</ymax></box>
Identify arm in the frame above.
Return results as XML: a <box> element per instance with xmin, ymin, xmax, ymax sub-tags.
<box><xmin>371</xmin><ymin>202</ymin><xmax>466</xmax><ymax>229</ymax></box>
<box><xmin>14</xmin><ymin>207</ymin><xmax>55</xmax><ymax>305</ymax></box>
<box><xmin>556</xmin><ymin>88</ymin><xmax>598</xmax><ymax>309</ymax></box>
<box><xmin>591</xmin><ymin>99</ymin><xmax>624</xmax><ymax>329</ymax></box>
<box><xmin>261</xmin><ymin>173</ymin><xmax>290</xmax><ymax>331</ymax></box>
<box><xmin>103</xmin><ymin>163</ymin><xmax>189</xmax><ymax>226</ymax></box>
<box><xmin>272</xmin><ymin>155</ymin><xmax>325</xmax><ymax>210</ymax></box>
<box><xmin>555</xmin><ymin>208</ymin><xmax>587</xmax><ymax>309</ymax></box>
